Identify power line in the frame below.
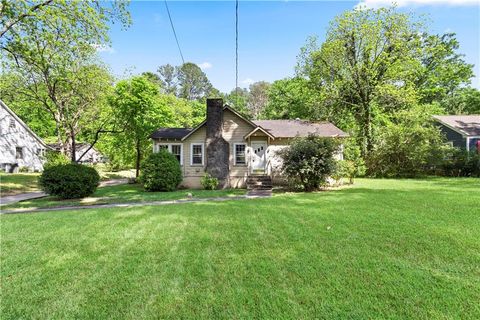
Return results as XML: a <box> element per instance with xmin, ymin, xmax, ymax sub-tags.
<box><xmin>235</xmin><ymin>0</ymin><xmax>239</xmax><ymax>106</ymax></box>
<box><xmin>164</xmin><ymin>0</ymin><xmax>185</xmax><ymax>64</ymax></box>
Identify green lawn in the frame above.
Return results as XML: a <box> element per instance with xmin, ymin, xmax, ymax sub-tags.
<box><xmin>0</xmin><ymin>172</ymin><xmax>40</xmax><ymax>195</ymax></box>
<box><xmin>1</xmin><ymin>178</ymin><xmax>479</xmax><ymax>319</ymax></box>
<box><xmin>1</xmin><ymin>184</ymin><xmax>246</xmax><ymax>211</ymax></box>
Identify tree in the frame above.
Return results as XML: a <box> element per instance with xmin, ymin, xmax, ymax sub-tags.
<box><xmin>177</xmin><ymin>62</ymin><xmax>214</xmax><ymax>101</ymax></box>
<box><xmin>414</xmin><ymin>33</ymin><xmax>474</xmax><ymax>104</ymax></box>
<box><xmin>1</xmin><ymin>0</ymin><xmax>130</xmax><ymax>161</ymax></box>
<box><xmin>224</xmin><ymin>87</ymin><xmax>250</xmax><ymax>116</ymax></box>
<box><xmin>109</xmin><ymin>76</ymin><xmax>174</xmax><ymax>177</ymax></box>
<box><xmin>248</xmin><ymin>81</ymin><xmax>270</xmax><ymax>119</ymax></box>
<box><xmin>141</xmin><ymin>71</ymin><xmax>163</xmax><ymax>89</ymax></box>
<box><xmin>441</xmin><ymin>87</ymin><xmax>480</xmax><ymax>115</ymax></box>
<box><xmin>299</xmin><ymin>7</ymin><xmax>423</xmax><ymax>157</ymax></box>
<box><xmin>157</xmin><ymin>64</ymin><xmax>177</xmax><ymax>95</ymax></box>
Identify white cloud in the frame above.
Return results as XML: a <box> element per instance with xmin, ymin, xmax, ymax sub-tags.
<box><xmin>241</xmin><ymin>78</ymin><xmax>255</xmax><ymax>86</ymax></box>
<box><xmin>356</xmin><ymin>0</ymin><xmax>479</xmax><ymax>9</ymax></box>
<box><xmin>198</xmin><ymin>62</ymin><xmax>212</xmax><ymax>70</ymax></box>
<box><xmin>92</xmin><ymin>44</ymin><xmax>116</xmax><ymax>54</ymax></box>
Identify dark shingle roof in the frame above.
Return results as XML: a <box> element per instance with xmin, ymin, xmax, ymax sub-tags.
<box><xmin>150</xmin><ymin>128</ymin><xmax>192</xmax><ymax>139</ymax></box>
<box><xmin>253</xmin><ymin>120</ymin><xmax>348</xmax><ymax>138</ymax></box>
<box><xmin>433</xmin><ymin>115</ymin><xmax>480</xmax><ymax>136</ymax></box>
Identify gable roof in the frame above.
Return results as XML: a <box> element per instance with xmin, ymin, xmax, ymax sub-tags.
<box><xmin>0</xmin><ymin>99</ymin><xmax>48</xmax><ymax>148</ymax></box>
<box><xmin>150</xmin><ymin>103</ymin><xmax>349</xmax><ymax>140</ymax></box>
<box><xmin>252</xmin><ymin>120</ymin><xmax>349</xmax><ymax>138</ymax></box>
<box><xmin>180</xmin><ymin>104</ymin><xmax>256</xmax><ymax>141</ymax></box>
<box><xmin>151</xmin><ymin>128</ymin><xmax>192</xmax><ymax>140</ymax></box>
<box><xmin>433</xmin><ymin>115</ymin><xmax>480</xmax><ymax>137</ymax></box>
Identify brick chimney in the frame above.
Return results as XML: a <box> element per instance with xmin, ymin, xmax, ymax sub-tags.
<box><xmin>205</xmin><ymin>98</ymin><xmax>229</xmax><ymax>188</ymax></box>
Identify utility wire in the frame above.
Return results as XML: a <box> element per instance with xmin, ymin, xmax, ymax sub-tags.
<box><xmin>164</xmin><ymin>0</ymin><xmax>185</xmax><ymax>64</ymax></box>
<box><xmin>235</xmin><ymin>0</ymin><xmax>239</xmax><ymax>106</ymax></box>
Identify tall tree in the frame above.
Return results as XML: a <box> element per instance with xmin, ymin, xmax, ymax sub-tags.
<box><xmin>109</xmin><ymin>76</ymin><xmax>173</xmax><ymax>177</ymax></box>
<box><xmin>300</xmin><ymin>7</ymin><xmax>423</xmax><ymax>157</ymax></box>
<box><xmin>248</xmin><ymin>81</ymin><xmax>271</xmax><ymax>119</ymax></box>
<box><xmin>177</xmin><ymin>62</ymin><xmax>214</xmax><ymax>101</ymax></box>
<box><xmin>157</xmin><ymin>64</ymin><xmax>177</xmax><ymax>95</ymax></box>
<box><xmin>1</xmin><ymin>0</ymin><xmax>130</xmax><ymax>161</ymax></box>
<box><xmin>224</xmin><ymin>87</ymin><xmax>250</xmax><ymax>116</ymax></box>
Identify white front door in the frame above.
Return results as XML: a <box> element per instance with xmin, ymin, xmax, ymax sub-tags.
<box><xmin>251</xmin><ymin>142</ymin><xmax>267</xmax><ymax>172</ymax></box>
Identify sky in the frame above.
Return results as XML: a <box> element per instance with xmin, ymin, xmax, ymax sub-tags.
<box><xmin>100</xmin><ymin>0</ymin><xmax>480</xmax><ymax>93</ymax></box>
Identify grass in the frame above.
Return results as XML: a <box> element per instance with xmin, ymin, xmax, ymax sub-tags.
<box><xmin>1</xmin><ymin>184</ymin><xmax>246</xmax><ymax>211</ymax></box>
<box><xmin>1</xmin><ymin>178</ymin><xmax>479</xmax><ymax>319</ymax></box>
<box><xmin>0</xmin><ymin>172</ymin><xmax>40</xmax><ymax>195</ymax></box>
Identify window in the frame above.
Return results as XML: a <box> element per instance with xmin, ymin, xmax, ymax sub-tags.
<box><xmin>170</xmin><ymin>144</ymin><xmax>182</xmax><ymax>164</ymax></box>
<box><xmin>15</xmin><ymin>147</ymin><xmax>23</xmax><ymax>159</ymax></box>
<box><xmin>234</xmin><ymin>143</ymin><xmax>246</xmax><ymax>165</ymax></box>
<box><xmin>9</xmin><ymin>118</ymin><xmax>16</xmax><ymax>129</ymax></box>
<box><xmin>35</xmin><ymin>148</ymin><xmax>45</xmax><ymax>157</ymax></box>
<box><xmin>191</xmin><ymin>144</ymin><xmax>204</xmax><ymax>165</ymax></box>
<box><xmin>157</xmin><ymin>144</ymin><xmax>168</xmax><ymax>152</ymax></box>
<box><xmin>156</xmin><ymin>143</ymin><xmax>183</xmax><ymax>165</ymax></box>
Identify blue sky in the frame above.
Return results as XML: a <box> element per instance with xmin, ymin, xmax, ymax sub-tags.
<box><xmin>101</xmin><ymin>0</ymin><xmax>480</xmax><ymax>92</ymax></box>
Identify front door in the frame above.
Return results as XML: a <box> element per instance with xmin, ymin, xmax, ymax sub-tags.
<box><xmin>251</xmin><ymin>142</ymin><xmax>267</xmax><ymax>173</ymax></box>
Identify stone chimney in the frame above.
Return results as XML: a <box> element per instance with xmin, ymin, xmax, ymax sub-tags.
<box><xmin>205</xmin><ymin>98</ymin><xmax>229</xmax><ymax>188</ymax></box>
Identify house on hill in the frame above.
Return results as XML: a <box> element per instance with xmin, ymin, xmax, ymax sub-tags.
<box><xmin>151</xmin><ymin>98</ymin><xmax>348</xmax><ymax>189</ymax></box>
<box><xmin>0</xmin><ymin>100</ymin><xmax>49</xmax><ymax>173</ymax></box>
<box><xmin>433</xmin><ymin>115</ymin><xmax>480</xmax><ymax>152</ymax></box>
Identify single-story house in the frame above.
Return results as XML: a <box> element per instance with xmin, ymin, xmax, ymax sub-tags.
<box><xmin>433</xmin><ymin>115</ymin><xmax>480</xmax><ymax>152</ymax></box>
<box><xmin>0</xmin><ymin>99</ymin><xmax>49</xmax><ymax>173</ymax></box>
<box><xmin>151</xmin><ymin>98</ymin><xmax>348</xmax><ymax>189</ymax></box>
<box><xmin>47</xmin><ymin>143</ymin><xmax>106</xmax><ymax>164</ymax></box>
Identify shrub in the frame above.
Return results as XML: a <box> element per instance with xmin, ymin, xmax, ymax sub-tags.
<box><xmin>279</xmin><ymin>135</ymin><xmax>340</xmax><ymax>191</ymax></box>
<box><xmin>39</xmin><ymin>164</ymin><xmax>100</xmax><ymax>199</ymax></box>
<box><xmin>19</xmin><ymin>166</ymin><xmax>30</xmax><ymax>173</ymax></box>
<box><xmin>140</xmin><ymin>150</ymin><xmax>182</xmax><ymax>191</ymax></box>
<box><xmin>201</xmin><ymin>173</ymin><xmax>219</xmax><ymax>190</ymax></box>
<box><xmin>334</xmin><ymin>160</ymin><xmax>358</xmax><ymax>185</ymax></box>
<box><xmin>43</xmin><ymin>151</ymin><xmax>70</xmax><ymax>170</ymax></box>
<box><xmin>366</xmin><ymin>106</ymin><xmax>446</xmax><ymax>177</ymax></box>
<box><xmin>442</xmin><ymin>149</ymin><xmax>480</xmax><ymax>177</ymax></box>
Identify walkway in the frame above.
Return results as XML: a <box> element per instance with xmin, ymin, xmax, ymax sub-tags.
<box><xmin>1</xmin><ymin>193</ymin><xmax>271</xmax><ymax>215</ymax></box>
<box><xmin>0</xmin><ymin>179</ymin><xmax>129</xmax><ymax>206</ymax></box>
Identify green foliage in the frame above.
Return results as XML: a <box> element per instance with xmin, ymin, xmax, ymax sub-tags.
<box><xmin>140</xmin><ymin>150</ymin><xmax>182</xmax><ymax>192</ymax></box>
<box><xmin>279</xmin><ymin>136</ymin><xmax>340</xmax><ymax>191</ymax></box>
<box><xmin>441</xmin><ymin>150</ymin><xmax>480</xmax><ymax>177</ymax></box>
<box><xmin>441</xmin><ymin>87</ymin><xmax>480</xmax><ymax>115</ymax></box>
<box><xmin>18</xmin><ymin>166</ymin><xmax>30</xmax><ymax>173</ymax></box>
<box><xmin>43</xmin><ymin>151</ymin><xmax>70</xmax><ymax>170</ymax></box>
<box><xmin>39</xmin><ymin>164</ymin><xmax>100</xmax><ymax>199</ymax></box>
<box><xmin>201</xmin><ymin>173</ymin><xmax>219</xmax><ymax>190</ymax></box>
<box><xmin>332</xmin><ymin>160</ymin><xmax>356</xmax><ymax>185</ymax></box>
<box><xmin>108</xmin><ymin>76</ymin><xmax>173</xmax><ymax>176</ymax></box>
<box><xmin>366</xmin><ymin>105</ymin><xmax>447</xmax><ymax>177</ymax></box>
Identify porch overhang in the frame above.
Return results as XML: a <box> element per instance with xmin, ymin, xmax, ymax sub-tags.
<box><xmin>244</xmin><ymin>127</ymin><xmax>275</xmax><ymax>141</ymax></box>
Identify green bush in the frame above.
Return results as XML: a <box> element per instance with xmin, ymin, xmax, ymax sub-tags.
<box><xmin>442</xmin><ymin>149</ymin><xmax>480</xmax><ymax>177</ymax></box>
<box><xmin>334</xmin><ymin>160</ymin><xmax>358</xmax><ymax>185</ymax></box>
<box><xmin>43</xmin><ymin>151</ymin><xmax>70</xmax><ymax>170</ymax></box>
<box><xmin>201</xmin><ymin>173</ymin><xmax>219</xmax><ymax>190</ymax></box>
<box><xmin>140</xmin><ymin>150</ymin><xmax>182</xmax><ymax>191</ymax></box>
<box><xmin>279</xmin><ymin>135</ymin><xmax>340</xmax><ymax>191</ymax></box>
<box><xmin>39</xmin><ymin>164</ymin><xmax>100</xmax><ymax>199</ymax></box>
<box><xmin>18</xmin><ymin>166</ymin><xmax>30</xmax><ymax>173</ymax></box>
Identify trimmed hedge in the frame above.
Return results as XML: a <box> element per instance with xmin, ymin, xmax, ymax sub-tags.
<box><xmin>39</xmin><ymin>164</ymin><xmax>100</xmax><ymax>199</ymax></box>
<box><xmin>140</xmin><ymin>150</ymin><xmax>182</xmax><ymax>191</ymax></box>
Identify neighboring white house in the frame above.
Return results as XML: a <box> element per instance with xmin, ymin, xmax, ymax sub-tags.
<box><xmin>0</xmin><ymin>100</ymin><xmax>48</xmax><ymax>173</ymax></box>
<box><xmin>47</xmin><ymin>143</ymin><xmax>106</xmax><ymax>164</ymax></box>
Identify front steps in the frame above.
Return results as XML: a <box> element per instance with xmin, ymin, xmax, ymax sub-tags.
<box><xmin>247</xmin><ymin>175</ymin><xmax>273</xmax><ymax>192</ymax></box>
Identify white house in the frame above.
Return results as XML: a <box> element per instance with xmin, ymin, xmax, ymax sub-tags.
<box><xmin>0</xmin><ymin>100</ymin><xmax>48</xmax><ymax>173</ymax></box>
<box><xmin>48</xmin><ymin>142</ymin><xmax>106</xmax><ymax>164</ymax></box>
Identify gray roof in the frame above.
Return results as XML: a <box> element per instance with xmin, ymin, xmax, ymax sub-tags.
<box><xmin>151</xmin><ymin>128</ymin><xmax>192</xmax><ymax>139</ymax></box>
<box><xmin>253</xmin><ymin>120</ymin><xmax>349</xmax><ymax>138</ymax></box>
<box><xmin>433</xmin><ymin>115</ymin><xmax>480</xmax><ymax>137</ymax></box>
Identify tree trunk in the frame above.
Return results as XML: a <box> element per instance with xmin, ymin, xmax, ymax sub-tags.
<box><xmin>135</xmin><ymin>139</ymin><xmax>141</xmax><ymax>178</ymax></box>
<box><xmin>71</xmin><ymin>133</ymin><xmax>76</xmax><ymax>163</ymax></box>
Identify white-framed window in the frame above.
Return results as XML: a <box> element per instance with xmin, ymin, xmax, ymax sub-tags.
<box><xmin>170</xmin><ymin>144</ymin><xmax>182</xmax><ymax>164</ymax></box>
<box><xmin>156</xmin><ymin>143</ymin><xmax>183</xmax><ymax>165</ymax></box>
<box><xmin>234</xmin><ymin>143</ymin><xmax>246</xmax><ymax>165</ymax></box>
<box><xmin>190</xmin><ymin>143</ymin><xmax>204</xmax><ymax>165</ymax></box>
